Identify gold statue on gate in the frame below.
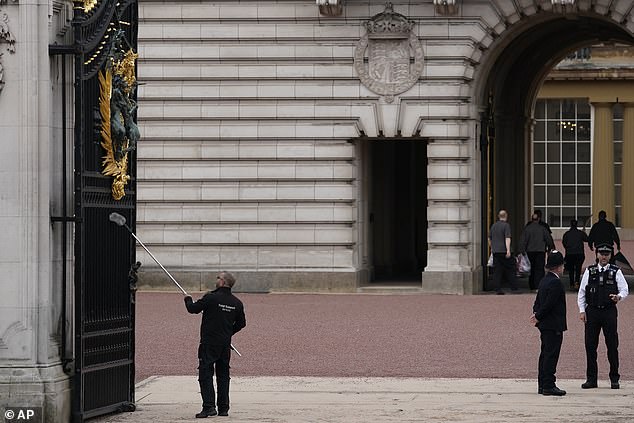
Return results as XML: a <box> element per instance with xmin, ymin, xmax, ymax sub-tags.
<box><xmin>99</xmin><ymin>30</ymin><xmax>139</xmax><ymax>200</ymax></box>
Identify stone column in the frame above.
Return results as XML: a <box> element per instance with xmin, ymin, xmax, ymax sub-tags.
<box><xmin>0</xmin><ymin>0</ymin><xmax>71</xmax><ymax>421</ymax></box>
<box><xmin>591</xmin><ymin>103</ymin><xmax>615</xmax><ymax>222</ymax></box>
<box><xmin>621</xmin><ymin>103</ymin><xmax>634</xmax><ymax>228</ymax></box>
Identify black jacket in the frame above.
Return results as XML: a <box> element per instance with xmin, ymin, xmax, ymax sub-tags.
<box><xmin>185</xmin><ymin>286</ymin><xmax>246</xmax><ymax>346</ymax></box>
<box><xmin>588</xmin><ymin>218</ymin><xmax>620</xmax><ymax>250</ymax></box>
<box><xmin>521</xmin><ymin>221</ymin><xmax>554</xmax><ymax>253</ymax></box>
<box><xmin>533</xmin><ymin>272</ymin><xmax>567</xmax><ymax>332</ymax></box>
<box><xmin>562</xmin><ymin>227</ymin><xmax>588</xmax><ymax>255</ymax></box>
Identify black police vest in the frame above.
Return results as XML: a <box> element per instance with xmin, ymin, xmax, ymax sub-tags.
<box><xmin>586</xmin><ymin>264</ymin><xmax>619</xmax><ymax>308</ymax></box>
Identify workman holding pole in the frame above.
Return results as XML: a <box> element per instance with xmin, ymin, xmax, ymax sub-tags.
<box><xmin>184</xmin><ymin>271</ymin><xmax>246</xmax><ymax>418</ymax></box>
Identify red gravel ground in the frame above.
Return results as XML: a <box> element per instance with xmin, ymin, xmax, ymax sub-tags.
<box><xmin>135</xmin><ymin>291</ymin><xmax>634</xmax><ymax>383</ymax></box>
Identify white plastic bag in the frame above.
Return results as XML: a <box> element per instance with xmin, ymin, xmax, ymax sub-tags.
<box><xmin>487</xmin><ymin>253</ymin><xmax>494</xmax><ymax>267</ymax></box>
<box><xmin>517</xmin><ymin>253</ymin><xmax>531</xmax><ymax>274</ymax></box>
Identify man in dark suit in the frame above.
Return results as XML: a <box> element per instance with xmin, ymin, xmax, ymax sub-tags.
<box><xmin>531</xmin><ymin>250</ymin><xmax>567</xmax><ymax>396</ymax></box>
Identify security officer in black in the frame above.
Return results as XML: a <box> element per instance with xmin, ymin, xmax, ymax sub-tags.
<box><xmin>531</xmin><ymin>250</ymin><xmax>567</xmax><ymax>396</ymax></box>
<box><xmin>185</xmin><ymin>271</ymin><xmax>246</xmax><ymax>418</ymax></box>
<box><xmin>577</xmin><ymin>244</ymin><xmax>629</xmax><ymax>389</ymax></box>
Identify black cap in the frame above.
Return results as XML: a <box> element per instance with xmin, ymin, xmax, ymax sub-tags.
<box><xmin>596</xmin><ymin>244</ymin><xmax>613</xmax><ymax>254</ymax></box>
<box><xmin>546</xmin><ymin>250</ymin><xmax>565</xmax><ymax>268</ymax></box>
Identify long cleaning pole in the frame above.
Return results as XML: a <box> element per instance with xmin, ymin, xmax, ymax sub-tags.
<box><xmin>109</xmin><ymin>212</ymin><xmax>241</xmax><ymax>356</ymax></box>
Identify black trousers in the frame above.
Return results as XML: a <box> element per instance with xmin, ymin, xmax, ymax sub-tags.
<box><xmin>565</xmin><ymin>253</ymin><xmax>584</xmax><ymax>287</ymax></box>
<box><xmin>585</xmin><ymin>306</ymin><xmax>620</xmax><ymax>383</ymax></box>
<box><xmin>538</xmin><ymin>330</ymin><xmax>563</xmax><ymax>390</ymax></box>
<box><xmin>492</xmin><ymin>253</ymin><xmax>518</xmax><ymax>292</ymax></box>
<box><xmin>198</xmin><ymin>344</ymin><xmax>232</xmax><ymax>412</ymax></box>
<box><xmin>527</xmin><ymin>252</ymin><xmax>545</xmax><ymax>290</ymax></box>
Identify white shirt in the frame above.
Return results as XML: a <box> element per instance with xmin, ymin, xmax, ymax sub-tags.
<box><xmin>577</xmin><ymin>265</ymin><xmax>629</xmax><ymax>312</ymax></box>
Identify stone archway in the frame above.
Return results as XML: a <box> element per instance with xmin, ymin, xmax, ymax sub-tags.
<box><xmin>472</xmin><ymin>6</ymin><xmax>634</xmax><ymax>279</ymax></box>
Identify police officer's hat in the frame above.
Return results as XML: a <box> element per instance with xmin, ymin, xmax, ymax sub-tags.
<box><xmin>546</xmin><ymin>250</ymin><xmax>565</xmax><ymax>268</ymax></box>
<box><xmin>596</xmin><ymin>243</ymin><xmax>613</xmax><ymax>255</ymax></box>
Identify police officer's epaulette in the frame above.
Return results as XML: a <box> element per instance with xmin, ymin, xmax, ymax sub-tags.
<box><xmin>608</xmin><ymin>263</ymin><xmax>620</xmax><ymax>271</ymax></box>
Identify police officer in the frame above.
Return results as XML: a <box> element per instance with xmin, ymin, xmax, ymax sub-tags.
<box><xmin>577</xmin><ymin>244</ymin><xmax>629</xmax><ymax>389</ymax></box>
<box><xmin>185</xmin><ymin>271</ymin><xmax>246</xmax><ymax>418</ymax></box>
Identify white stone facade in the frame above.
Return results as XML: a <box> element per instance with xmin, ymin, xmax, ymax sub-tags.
<box><xmin>135</xmin><ymin>0</ymin><xmax>634</xmax><ymax>294</ymax></box>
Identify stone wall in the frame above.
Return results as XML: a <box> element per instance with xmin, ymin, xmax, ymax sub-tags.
<box><xmin>135</xmin><ymin>0</ymin><xmax>634</xmax><ymax>293</ymax></box>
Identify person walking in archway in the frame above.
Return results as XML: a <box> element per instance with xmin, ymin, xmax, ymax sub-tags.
<box><xmin>489</xmin><ymin>209</ymin><xmax>518</xmax><ymax>294</ymax></box>
<box><xmin>588</xmin><ymin>210</ymin><xmax>620</xmax><ymax>263</ymax></box>
<box><xmin>526</xmin><ymin>209</ymin><xmax>552</xmax><ymax>236</ymax></box>
<box><xmin>521</xmin><ymin>213</ymin><xmax>555</xmax><ymax>291</ymax></box>
<box><xmin>562</xmin><ymin>219</ymin><xmax>588</xmax><ymax>290</ymax></box>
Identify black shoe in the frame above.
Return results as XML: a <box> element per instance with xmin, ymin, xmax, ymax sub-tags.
<box><xmin>218</xmin><ymin>410</ymin><xmax>229</xmax><ymax>416</ymax></box>
<box><xmin>611</xmin><ymin>382</ymin><xmax>620</xmax><ymax>389</ymax></box>
<box><xmin>538</xmin><ymin>387</ymin><xmax>543</xmax><ymax>394</ymax></box>
<box><xmin>196</xmin><ymin>408</ymin><xmax>217</xmax><ymax>418</ymax></box>
<box><xmin>581</xmin><ymin>381</ymin><xmax>597</xmax><ymax>389</ymax></box>
<box><xmin>542</xmin><ymin>386</ymin><xmax>566</xmax><ymax>396</ymax></box>
<box><xmin>496</xmin><ymin>291</ymin><xmax>505</xmax><ymax>295</ymax></box>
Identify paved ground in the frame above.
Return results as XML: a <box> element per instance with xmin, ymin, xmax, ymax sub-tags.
<box><xmin>134</xmin><ymin>291</ymin><xmax>634</xmax><ymax>382</ymax></box>
<box><xmin>89</xmin><ymin>290</ymin><xmax>634</xmax><ymax>422</ymax></box>
<box><xmin>95</xmin><ymin>376</ymin><xmax>634</xmax><ymax>423</ymax></box>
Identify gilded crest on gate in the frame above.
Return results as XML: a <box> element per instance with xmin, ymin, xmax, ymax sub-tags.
<box><xmin>354</xmin><ymin>3</ymin><xmax>423</xmax><ymax>100</ymax></box>
<box><xmin>98</xmin><ymin>29</ymin><xmax>139</xmax><ymax>200</ymax></box>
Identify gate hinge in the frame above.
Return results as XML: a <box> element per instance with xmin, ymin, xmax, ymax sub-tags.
<box><xmin>51</xmin><ymin>216</ymin><xmax>81</xmax><ymax>223</ymax></box>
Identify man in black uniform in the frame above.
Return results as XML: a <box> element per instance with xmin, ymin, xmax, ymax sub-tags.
<box><xmin>185</xmin><ymin>271</ymin><xmax>246</xmax><ymax>418</ymax></box>
<box><xmin>531</xmin><ymin>250</ymin><xmax>567</xmax><ymax>396</ymax></box>
<box><xmin>577</xmin><ymin>244</ymin><xmax>629</xmax><ymax>389</ymax></box>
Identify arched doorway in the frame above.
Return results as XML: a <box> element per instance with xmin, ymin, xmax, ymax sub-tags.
<box><xmin>476</xmin><ymin>13</ymin><xmax>634</xmax><ymax>286</ymax></box>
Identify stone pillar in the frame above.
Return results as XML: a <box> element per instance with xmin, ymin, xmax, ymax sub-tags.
<box><xmin>621</xmin><ymin>103</ymin><xmax>634</xmax><ymax>228</ymax></box>
<box><xmin>422</xmin><ymin>123</ymin><xmax>476</xmax><ymax>294</ymax></box>
<box><xmin>0</xmin><ymin>0</ymin><xmax>71</xmax><ymax>421</ymax></box>
<box><xmin>591</xmin><ymin>103</ymin><xmax>615</xmax><ymax>222</ymax></box>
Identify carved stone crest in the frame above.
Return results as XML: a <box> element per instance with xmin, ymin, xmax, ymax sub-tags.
<box><xmin>354</xmin><ymin>3</ymin><xmax>423</xmax><ymax>101</ymax></box>
<box><xmin>0</xmin><ymin>11</ymin><xmax>16</xmax><ymax>95</ymax></box>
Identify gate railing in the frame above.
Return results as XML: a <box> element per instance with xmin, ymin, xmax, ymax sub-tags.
<box><xmin>64</xmin><ymin>0</ymin><xmax>139</xmax><ymax>420</ymax></box>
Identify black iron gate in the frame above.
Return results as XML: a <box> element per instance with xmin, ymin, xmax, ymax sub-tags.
<box><xmin>71</xmin><ymin>0</ymin><xmax>138</xmax><ymax>420</ymax></box>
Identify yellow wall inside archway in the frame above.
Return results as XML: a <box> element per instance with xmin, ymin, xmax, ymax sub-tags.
<box><xmin>536</xmin><ymin>80</ymin><xmax>634</xmax><ymax>231</ymax></box>
<box><xmin>538</xmin><ymin>80</ymin><xmax>634</xmax><ymax>102</ymax></box>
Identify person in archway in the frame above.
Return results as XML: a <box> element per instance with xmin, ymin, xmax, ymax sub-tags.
<box><xmin>577</xmin><ymin>244</ymin><xmax>628</xmax><ymax>390</ymax></box>
<box><xmin>588</xmin><ymin>210</ymin><xmax>620</xmax><ymax>263</ymax></box>
<box><xmin>531</xmin><ymin>250</ymin><xmax>567</xmax><ymax>396</ymax></box>
<box><xmin>184</xmin><ymin>271</ymin><xmax>246</xmax><ymax>418</ymax></box>
<box><xmin>521</xmin><ymin>213</ymin><xmax>555</xmax><ymax>291</ymax></box>
<box><xmin>488</xmin><ymin>209</ymin><xmax>518</xmax><ymax>294</ymax></box>
<box><xmin>525</xmin><ymin>209</ymin><xmax>552</xmax><ymax>235</ymax></box>
<box><xmin>562</xmin><ymin>219</ymin><xmax>588</xmax><ymax>290</ymax></box>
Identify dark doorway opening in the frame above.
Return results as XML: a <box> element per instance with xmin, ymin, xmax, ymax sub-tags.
<box><xmin>369</xmin><ymin>140</ymin><xmax>427</xmax><ymax>282</ymax></box>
